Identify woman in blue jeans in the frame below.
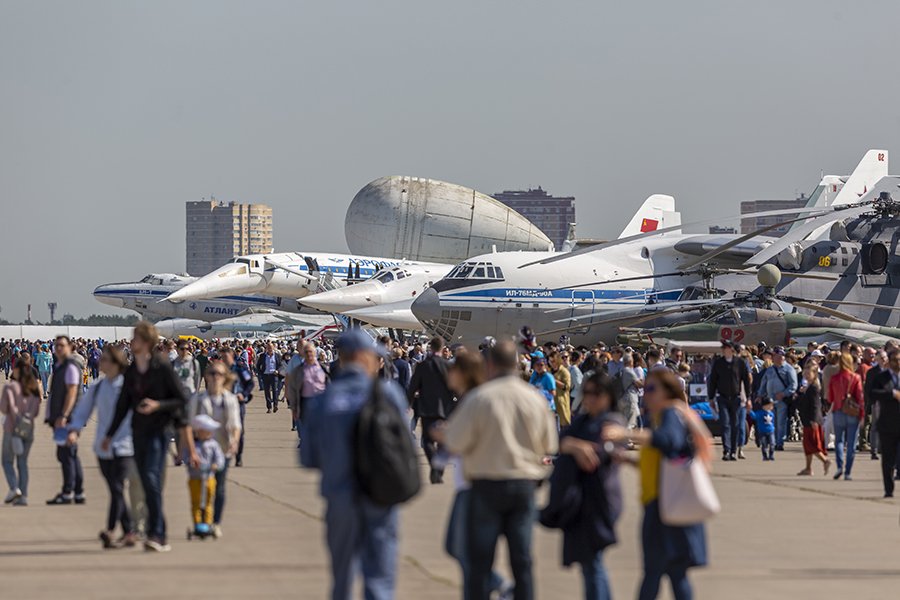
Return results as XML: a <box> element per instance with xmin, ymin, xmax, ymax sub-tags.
<box><xmin>443</xmin><ymin>353</ymin><xmax>512</xmax><ymax>600</ymax></box>
<box><xmin>827</xmin><ymin>353</ymin><xmax>864</xmax><ymax>481</ymax></box>
<box><xmin>1</xmin><ymin>361</ymin><xmax>42</xmax><ymax>506</ymax></box>
<box><xmin>605</xmin><ymin>369</ymin><xmax>710</xmax><ymax>600</ymax></box>
<box><xmin>545</xmin><ymin>372</ymin><xmax>623</xmax><ymax>600</ymax></box>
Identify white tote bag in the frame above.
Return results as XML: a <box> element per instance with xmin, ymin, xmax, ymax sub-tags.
<box><xmin>659</xmin><ymin>456</ymin><xmax>720</xmax><ymax>526</ymax></box>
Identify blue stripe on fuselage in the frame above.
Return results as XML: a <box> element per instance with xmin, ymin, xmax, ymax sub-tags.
<box><xmin>441</xmin><ymin>288</ymin><xmax>681</xmax><ymax>302</ymax></box>
<box><xmin>439</xmin><ymin>288</ymin><xmax>681</xmax><ymax>303</ymax></box>
<box><xmin>94</xmin><ymin>289</ymin><xmax>279</xmax><ymax>305</ymax></box>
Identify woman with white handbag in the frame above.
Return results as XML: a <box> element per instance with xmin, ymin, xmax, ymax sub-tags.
<box><xmin>604</xmin><ymin>368</ymin><xmax>716</xmax><ymax>600</ymax></box>
<box><xmin>1</xmin><ymin>360</ymin><xmax>42</xmax><ymax>506</ymax></box>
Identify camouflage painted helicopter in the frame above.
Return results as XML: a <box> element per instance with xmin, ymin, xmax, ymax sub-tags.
<box><xmin>617</xmin><ymin>301</ymin><xmax>900</xmax><ymax>349</ymax></box>
<box><xmin>538</xmin><ymin>259</ymin><xmax>900</xmax><ymax>349</ymax></box>
<box><xmin>537</xmin><ymin>172</ymin><xmax>900</xmax><ymax>345</ymax></box>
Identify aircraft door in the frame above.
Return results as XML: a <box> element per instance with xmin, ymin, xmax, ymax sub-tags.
<box><xmin>566</xmin><ymin>289</ymin><xmax>595</xmax><ymax>335</ymax></box>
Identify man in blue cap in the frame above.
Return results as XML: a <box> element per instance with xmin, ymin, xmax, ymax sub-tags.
<box><xmin>300</xmin><ymin>329</ymin><xmax>407</xmax><ymax>600</ymax></box>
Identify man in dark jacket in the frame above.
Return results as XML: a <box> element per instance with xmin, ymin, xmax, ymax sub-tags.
<box><xmin>256</xmin><ymin>342</ymin><xmax>283</xmax><ymax>413</ymax></box>
<box><xmin>707</xmin><ymin>340</ymin><xmax>751</xmax><ymax>461</ymax></box>
<box><xmin>864</xmin><ymin>349</ymin><xmax>887</xmax><ymax>460</ymax></box>
<box><xmin>407</xmin><ymin>337</ymin><xmax>454</xmax><ymax>483</ymax></box>
<box><xmin>869</xmin><ymin>350</ymin><xmax>900</xmax><ymax>498</ymax></box>
<box><xmin>103</xmin><ymin>322</ymin><xmax>196</xmax><ymax>552</ymax></box>
<box><xmin>46</xmin><ymin>335</ymin><xmax>85</xmax><ymax>505</ymax></box>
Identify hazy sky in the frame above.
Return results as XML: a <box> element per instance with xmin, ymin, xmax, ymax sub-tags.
<box><xmin>2</xmin><ymin>1</ymin><xmax>899</xmax><ymax>321</ymax></box>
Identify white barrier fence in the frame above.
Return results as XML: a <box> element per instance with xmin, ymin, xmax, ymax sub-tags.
<box><xmin>0</xmin><ymin>326</ymin><xmax>135</xmax><ymax>341</ymax></box>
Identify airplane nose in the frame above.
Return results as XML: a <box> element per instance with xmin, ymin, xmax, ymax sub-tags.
<box><xmin>92</xmin><ymin>285</ymin><xmax>125</xmax><ymax>308</ymax></box>
<box><xmin>165</xmin><ymin>263</ymin><xmax>266</xmax><ymax>302</ymax></box>
<box><xmin>300</xmin><ymin>285</ymin><xmax>380</xmax><ymax>313</ymax></box>
<box><xmin>165</xmin><ymin>281</ymin><xmax>210</xmax><ymax>303</ymax></box>
<box><xmin>411</xmin><ymin>287</ymin><xmax>442</xmax><ymax>324</ymax></box>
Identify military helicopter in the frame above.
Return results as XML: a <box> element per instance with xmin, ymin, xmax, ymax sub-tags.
<box><xmin>615</xmin><ymin>265</ymin><xmax>900</xmax><ymax>348</ymax></box>
<box><xmin>536</xmin><ymin>176</ymin><xmax>900</xmax><ymax>344</ymax></box>
<box><xmin>538</xmin><ymin>257</ymin><xmax>900</xmax><ymax>348</ymax></box>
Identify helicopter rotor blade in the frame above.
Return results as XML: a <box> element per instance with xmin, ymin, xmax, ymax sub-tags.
<box><xmin>788</xmin><ymin>301</ymin><xmax>869</xmax><ymax>324</ymax></box>
<box><xmin>518</xmin><ymin>205</ymin><xmax>841</xmax><ymax>269</ymax></box>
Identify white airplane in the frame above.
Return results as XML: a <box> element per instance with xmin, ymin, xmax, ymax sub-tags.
<box><xmin>297</xmin><ymin>193</ymin><xmax>681</xmax><ymax>329</ymax></box>
<box><xmin>93</xmin><ymin>273</ymin><xmax>306</xmax><ymax>321</ymax></box>
<box><xmin>410</xmin><ymin>150</ymin><xmax>889</xmax><ymax>346</ymax></box>
<box><xmin>299</xmin><ymin>263</ymin><xmax>453</xmax><ymax>313</ymax></box>
<box><xmin>163</xmin><ymin>252</ymin><xmax>447</xmax><ymax>304</ymax></box>
<box><xmin>154</xmin><ymin>308</ymin><xmax>337</xmax><ymax>340</ymax></box>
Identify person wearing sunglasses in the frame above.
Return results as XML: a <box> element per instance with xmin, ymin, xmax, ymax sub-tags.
<box><xmin>603</xmin><ymin>369</ymin><xmax>711</xmax><ymax>600</ymax></box>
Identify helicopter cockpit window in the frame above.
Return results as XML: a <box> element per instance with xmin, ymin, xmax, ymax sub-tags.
<box><xmin>735</xmin><ymin>308</ymin><xmax>758</xmax><ymax>324</ymax></box>
<box><xmin>714</xmin><ymin>309</ymin><xmax>739</xmax><ymax>325</ymax></box>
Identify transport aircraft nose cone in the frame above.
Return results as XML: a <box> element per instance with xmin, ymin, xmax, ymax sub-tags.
<box><xmin>92</xmin><ymin>285</ymin><xmax>125</xmax><ymax>308</ymax></box>
<box><xmin>411</xmin><ymin>287</ymin><xmax>441</xmax><ymax>324</ymax></box>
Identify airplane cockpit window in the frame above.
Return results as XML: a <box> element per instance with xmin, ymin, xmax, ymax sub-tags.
<box><xmin>219</xmin><ymin>264</ymin><xmax>248</xmax><ymax>277</ymax></box>
<box><xmin>446</xmin><ymin>262</ymin><xmax>505</xmax><ymax>281</ymax></box>
<box><xmin>397</xmin><ymin>271</ymin><xmax>407</xmax><ymax>280</ymax></box>
<box><xmin>140</xmin><ymin>275</ymin><xmax>155</xmax><ymax>283</ymax></box>
<box><xmin>375</xmin><ymin>270</ymin><xmax>395</xmax><ymax>284</ymax></box>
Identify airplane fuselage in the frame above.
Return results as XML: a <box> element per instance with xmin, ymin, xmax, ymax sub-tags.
<box><xmin>93</xmin><ymin>275</ymin><xmax>305</xmax><ymax>322</ymax></box>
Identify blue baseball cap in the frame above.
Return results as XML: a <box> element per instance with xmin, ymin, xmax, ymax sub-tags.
<box><xmin>336</xmin><ymin>329</ymin><xmax>388</xmax><ymax>357</ymax></box>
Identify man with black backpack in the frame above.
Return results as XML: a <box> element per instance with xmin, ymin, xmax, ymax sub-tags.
<box><xmin>300</xmin><ymin>329</ymin><xmax>415</xmax><ymax>600</ymax></box>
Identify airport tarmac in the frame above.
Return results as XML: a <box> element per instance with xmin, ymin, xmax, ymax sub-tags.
<box><xmin>2</xmin><ymin>394</ymin><xmax>898</xmax><ymax>599</ymax></box>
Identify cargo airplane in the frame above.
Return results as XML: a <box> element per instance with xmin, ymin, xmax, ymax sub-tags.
<box><xmin>410</xmin><ymin>150</ymin><xmax>889</xmax><ymax>346</ymax></box>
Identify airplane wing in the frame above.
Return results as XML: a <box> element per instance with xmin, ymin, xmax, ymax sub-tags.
<box><xmin>263</xmin><ymin>256</ymin><xmax>319</xmax><ymax>284</ymax></box>
<box><xmin>518</xmin><ymin>204</ymin><xmax>838</xmax><ymax>269</ymax></box>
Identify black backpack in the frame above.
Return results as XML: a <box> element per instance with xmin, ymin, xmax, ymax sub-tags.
<box><xmin>354</xmin><ymin>381</ymin><xmax>421</xmax><ymax>506</ymax></box>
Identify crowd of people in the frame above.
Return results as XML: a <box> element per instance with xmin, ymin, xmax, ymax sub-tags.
<box><xmin>2</xmin><ymin>326</ymin><xmax>900</xmax><ymax>600</ymax></box>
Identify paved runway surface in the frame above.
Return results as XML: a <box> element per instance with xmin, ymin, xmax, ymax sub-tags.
<box><xmin>2</xmin><ymin>392</ymin><xmax>899</xmax><ymax>599</ymax></box>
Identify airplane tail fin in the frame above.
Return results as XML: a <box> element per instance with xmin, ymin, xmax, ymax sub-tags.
<box><xmin>786</xmin><ymin>174</ymin><xmax>844</xmax><ymax>233</ymax></box>
<box><xmin>618</xmin><ymin>194</ymin><xmax>676</xmax><ymax>239</ymax></box>
<box><xmin>560</xmin><ymin>223</ymin><xmax>578</xmax><ymax>252</ymax></box>
<box><xmin>831</xmin><ymin>149</ymin><xmax>888</xmax><ymax>207</ymax></box>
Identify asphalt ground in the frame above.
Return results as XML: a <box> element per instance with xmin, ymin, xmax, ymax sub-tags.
<box><xmin>2</xmin><ymin>389</ymin><xmax>899</xmax><ymax>599</ymax></box>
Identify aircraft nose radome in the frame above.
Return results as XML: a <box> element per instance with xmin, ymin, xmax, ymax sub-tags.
<box><xmin>300</xmin><ymin>286</ymin><xmax>378</xmax><ymax>313</ymax></box>
<box><xmin>411</xmin><ymin>287</ymin><xmax>441</xmax><ymax>324</ymax></box>
<box><xmin>92</xmin><ymin>285</ymin><xmax>125</xmax><ymax>308</ymax></box>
